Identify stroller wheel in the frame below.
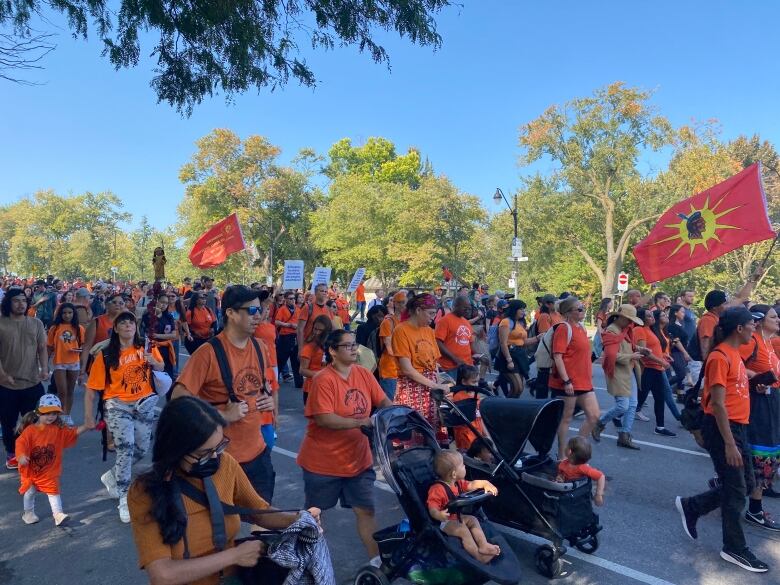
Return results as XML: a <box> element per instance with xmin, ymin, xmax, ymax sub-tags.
<box><xmin>534</xmin><ymin>545</ymin><xmax>562</xmax><ymax>578</ymax></box>
<box><xmin>354</xmin><ymin>565</ymin><xmax>390</xmax><ymax>585</ymax></box>
<box><xmin>574</xmin><ymin>534</ymin><xmax>599</xmax><ymax>554</ymax></box>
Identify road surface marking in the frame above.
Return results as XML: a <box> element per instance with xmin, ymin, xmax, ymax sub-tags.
<box><xmin>567</xmin><ymin>428</ymin><xmax>708</xmax><ymax>458</ymax></box>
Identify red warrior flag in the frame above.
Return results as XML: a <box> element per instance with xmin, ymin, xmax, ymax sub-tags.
<box><xmin>189</xmin><ymin>213</ymin><xmax>247</xmax><ymax>269</ymax></box>
<box><xmin>633</xmin><ymin>163</ymin><xmax>775</xmax><ymax>283</ymax></box>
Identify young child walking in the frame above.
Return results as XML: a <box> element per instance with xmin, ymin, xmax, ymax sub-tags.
<box><xmin>427</xmin><ymin>450</ymin><xmax>501</xmax><ymax>563</ymax></box>
<box><xmin>16</xmin><ymin>394</ymin><xmax>89</xmax><ymax>526</ymax></box>
<box><xmin>450</xmin><ymin>365</ymin><xmax>487</xmax><ymax>450</ymax></box>
<box><xmin>556</xmin><ymin>436</ymin><xmax>606</xmax><ymax>506</ymax></box>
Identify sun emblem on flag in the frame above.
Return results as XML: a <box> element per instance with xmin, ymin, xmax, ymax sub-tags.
<box><xmin>653</xmin><ymin>192</ymin><xmax>743</xmax><ymax>258</ymax></box>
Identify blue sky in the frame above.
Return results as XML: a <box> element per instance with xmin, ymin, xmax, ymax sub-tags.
<box><xmin>1</xmin><ymin>1</ymin><xmax>779</xmax><ymax>230</ymax></box>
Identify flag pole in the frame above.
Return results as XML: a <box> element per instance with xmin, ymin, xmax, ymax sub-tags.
<box><xmin>758</xmin><ymin>231</ymin><xmax>780</xmax><ymax>270</ymax></box>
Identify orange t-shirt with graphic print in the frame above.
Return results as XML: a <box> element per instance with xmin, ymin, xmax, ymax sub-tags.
<box><xmin>392</xmin><ymin>320</ymin><xmax>441</xmax><ymax>374</ymax></box>
<box><xmin>16</xmin><ymin>423</ymin><xmax>79</xmax><ymax>494</ymax></box>
<box><xmin>548</xmin><ymin>323</ymin><xmax>593</xmax><ymax>392</ymax></box>
<box><xmin>297</xmin><ymin>364</ymin><xmax>387</xmax><ymax>477</ymax></box>
<box><xmin>300</xmin><ymin>341</ymin><xmax>326</xmax><ymax>393</ymax></box>
<box><xmin>702</xmin><ymin>343</ymin><xmax>750</xmax><ymax>424</ymax></box>
<box><xmin>175</xmin><ymin>333</ymin><xmax>279</xmax><ymax>463</ymax></box>
<box><xmin>378</xmin><ymin>315</ymin><xmax>400</xmax><ymax>379</ymax></box>
<box><xmin>741</xmin><ymin>332</ymin><xmax>780</xmax><ymax>388</ymax></box>
<box><xmin>87</xmin><ymin>346</ymin><xmax>162</xmax><ymax>401</ymax></box>
<box><xmin>47</xmin><ymin>324</ymin><xmax>85</xmax><ymax>365</ymax></box>
<box><xmin>435</xmin><ymin>313</ymin><xmax>473</xmax><ymax>370</ymax></box>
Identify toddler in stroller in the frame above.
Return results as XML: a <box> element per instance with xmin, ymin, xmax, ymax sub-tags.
<box><xmin>557</xmin><ymin>437</ymin><xmax>606</xmax><ymax>506</ymax></box>
<box><xmin>439</xmin><ymin>365</ymin><xmax>493</xmax><ymax>450</ymax></box>
<box><xmin>427</xmin><ymin>451</ymin><xmax>501</xmax><ymax>564</ymax></box>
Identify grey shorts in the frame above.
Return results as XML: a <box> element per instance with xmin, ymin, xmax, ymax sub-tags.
<box><xmin>302</xmin><ymin>467</ymin><xmax>376</xmax><ymax>511</ymax></box>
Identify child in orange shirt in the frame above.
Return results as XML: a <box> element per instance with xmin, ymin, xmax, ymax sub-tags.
<box><xmin>556</xmin><ymin>437</ymin><xmax>606</xmax><ymax>506</ymax></box>
<box><xmin>47</xmin><ymin>303</ymin><xmax>85</xmax><ymax>425</ymax></box>
<box><xmin>16</xmin><ymin>394</ymin><xmax>90</xmax><ymax>526</ymax></box>
<box><xmin>427</xmin><ymin>450</ymin><xmax>501</xmax><ymax>564</ymax></box>
<box><xmin>450</xmin><ymin>365</ymin><xmax>487</xmax><ymax>450</ymax></box>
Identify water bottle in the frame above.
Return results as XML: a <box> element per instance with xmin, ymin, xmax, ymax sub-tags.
<box><xmin>399</xmin><ymin>518</ymin><xmax>411</xmax><ymax>533</ymax></box>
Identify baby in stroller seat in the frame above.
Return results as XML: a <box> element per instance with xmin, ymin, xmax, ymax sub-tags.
<box><xmin>556</xmin><ymin>437</ymin><xmax>606</xmax><ymax>506</ymax></box>
<box><xmin>427</xmin><ymin>451</ymin><xmax>502</xmax><ymax>564</ymax></box>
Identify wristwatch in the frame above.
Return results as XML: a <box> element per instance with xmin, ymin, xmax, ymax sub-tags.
<box><xmin>563</xmin><ymin>379</ymin><xmax>572</xmax><ymax>385</ymax></box>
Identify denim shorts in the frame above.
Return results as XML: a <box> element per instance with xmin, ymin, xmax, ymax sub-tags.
<box><xmin>303</xmin><ymin>467</ymin><xmax>376</xmax><ymax>511</ymax></box>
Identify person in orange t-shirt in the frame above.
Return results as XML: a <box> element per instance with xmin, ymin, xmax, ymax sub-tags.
<box><xmin>47</xmin><ymin>303</ymin><xmax>85</xmax><ymax>421</ymax></box>
<box><xmin>274</xmin><ymin>291</ymin><xmax>302</xmax><ymax>388</ymax></box>
<box><xmin>556</xmin><ymin>437</ymin><xmax>605</xmax><ymax>506</ymax></box>
<box><xmin>677</xmin><ymin>307</ymin><xmax>768</xmax><ymax>571</ymax></box>
<box><xmin>172</xmin><ymin>286</ymin><xmax>279</xmax><ymax>504</ymax></box>
<box><xmin>184</xmin><ymin>293</ymin><xmax>217</xmax><ymax>355</ymax></box>
<box><xmin>299</xmin><ymin>315</ymin><xmax>333</xmax><ymax>405</ymax></box>
<box><xmin>297</xmin><ymin>283</ymin><xmax>331</xmax><ymax>353</ymax></box>
<box><xmin>392</xmin><ymin>293</ymin><xmax>450</xmax><ymax>427</ymax></box>
<box><xmin>84</xmin><ymin>311</ymin><xmax>164</xmax><ymax>523</ymax></box>
<box><xmin>16</xmin><ymin>394</ymin><xmax>90</xmax><ymax>526</ymax></box>
<box><xmin>351</xmin><ymin>281</ymin><xmax>367</xmax><ymax>321</ymax></box>
<box><xmin>535</xmin><ymin>294</ymin><xmax>562</xmax><ymax>334</ymax></box>
<box><xmin>253</xmin><ymin>294</ymin><xmax>279</xmax><ymax>449</ymax></box>
<box><xmin>435</xmin><ymin>296</ymin><xmax>474</xmax><ymax>378</ymax></box>
<box><xmin>298</xmin><ymin>329</ymin><xmax>391</xmax><ymax>558</ymax></box>
<box><xmin>377</xmin><ymin>292</ymin><xmax>406</xmax><ymax>400</ymax></box>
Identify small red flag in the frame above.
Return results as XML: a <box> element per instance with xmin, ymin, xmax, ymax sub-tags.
<box><xmin>188</xmin><ymin>213</ymin><xmax>247</xmax><ymax>269</ymax></box>
<box><xmin>633</xmin><ymin>163</ymin><xmax>775</xmax><ymax>283</ymax></box>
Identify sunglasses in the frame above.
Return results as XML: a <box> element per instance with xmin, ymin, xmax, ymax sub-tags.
<box><xmin>190</xmin><ymin>437</ymin><xmax>230</xmax><ymax>466</ymax></box>
<box><xmin>236</xmin><ymin>306</ymin><xmax>262</xmax><ymax>316</ymax></box>
<box><xmin>335</xmin><ymin>343</ymin><xmax>359</xmax><ymax>350</ymax></box>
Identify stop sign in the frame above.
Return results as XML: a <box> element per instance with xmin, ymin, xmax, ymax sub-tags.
<box><xmin>617</xmin><ymin>272</ymin><xmax>629</xmax><ymax>291</ymax></box>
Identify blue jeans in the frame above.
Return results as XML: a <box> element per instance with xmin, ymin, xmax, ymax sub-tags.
<box><xmin>599</xmin><ymin>382</ymin><xmax>638</xmax><ymax>434</ymax></box>
<box><xmin>379</xmin><ymin>378</ymin><xmax>397</xmax><ymax>401</ymax></box>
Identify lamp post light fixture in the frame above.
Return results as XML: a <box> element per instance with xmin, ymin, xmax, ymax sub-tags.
<box><xmin>494</xmin><ymin>187</ymin><xmax>526</xmax><ymax>299</ymax></box>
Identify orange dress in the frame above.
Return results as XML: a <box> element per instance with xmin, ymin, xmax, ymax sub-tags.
<box><xmin>16</xmin><ymin>424</ymin><xmax>79</xmax><ymax>494</ymax></box>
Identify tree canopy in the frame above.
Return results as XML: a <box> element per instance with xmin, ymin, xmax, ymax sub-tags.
<box><xmin>2</xmin><ymin>0</ymin><xmax>453</xmax><ymax>113</ymax></box>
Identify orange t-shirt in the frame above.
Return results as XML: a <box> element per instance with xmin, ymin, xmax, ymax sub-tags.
<box><xmin>702</xmin><ymin>343</ymin><xmax>750</xmax><ymax>424</ymax></box>
<box><xmin>741</xmin><ymin>333</ymin><xmax>780</xmax><ymax>388</ymax></box>
<box><xmin>537</xmin><ymin>312</ymin><xmax>563</xmax><ymax>334</ymax></box>
<box><xmin>698</xmin><ymin>311</ymin><xmax>719</xmax><ymax>345</ymax></box>
<box><xmin>47</xmin><ymin>324</ymin><xmax>85</xmax><ymax>365</ymax></box>
<box><xmin>275</xmin><ymin>304</ymin><xmax>299</xmax><ymax>336</ymax></box>
<box><xmin>451</xmin><ymin>387</ymin><xmax>485</xmax><ymax>450</ymax></box>
<box><xmin>640</xmin><ymin>326</ymin><xmax>667</xmax><ymax>371</ymax></box>
<box><xmin>93</xmin><ymin>314</ymin><xmax>114</xmax><ymax>344</ymax></box>
<box><xmin>557</xmin><ymin>459</ymin><xmax>604</xmax><ymax>482</ymax></box>
<box><xmin>548</xmin><ymin>323</ymin><xmax>593</xmax><ymax>391</ymax></box>
<box><xmin>298</xmin><ymin>302</ymin><xmax>330</xmax><ymax>339</ymax></box>
<box><xmin>355</xmin><ymin>283</ymin><xmax>366</xmax><ymax>302</ymax></box>
<box><xmin>186</xmin><ymin>306</ymin><xmax>216</xmax><ymax>339</ymax></box>
<box><xmin>300</xmin><ymin>341</ymin><xmax>326</xmax><ymax>393</ymax></box>
<box><xmin>427</xmin><ymin>479</ymin><xmax>470</xmax><ymax>521</ymax></box>
<box><xmin>176</xmin><ymin>333</ymin><xmax>278</xmax><ymax>463</ymax></box>
<box><xmin>297</xmin><ymin>364</ymin><xmax>387</xmax><ymax>477</ymax></box>
<box><xmin>392</xmin><ymin>320</ymin><xmax>441</xmax><ymax>374</ymax></box>
<box><xmin>435</xmin><ymin>313</ymin><xmax>473</xmax><ymax>370</ymax></box>
<box><xmin>378</xmin><ymin>315</ymin><xmax>400</xmax><ymax>380</ymax></box>
<box><xmin>499</xmin><ymin>317</ymin><xmax>527</xmax><ymax>346</ymax></box>
<box><xmin>87</xmin><ymin>346</ymin><xmax>161</xmax><ymax>401</ymax></box>
<box><xmin>129</xmin><ymin>453</ymin><xmax>268</xmax><ymax>585</ymax></box>
<box><xmin>252</xmin><ymin>324</ymin><xmax>277</xmax><ymax>367</ymax></box>
<box><xmin>16</xmin><ymin>423</ymin><xmax>79</xmax><ymax>494</ymax></box>
<box><xmin>772</xmin><ymin>336</ymin><xmax>780</xmax><ymax>359</ymax></box>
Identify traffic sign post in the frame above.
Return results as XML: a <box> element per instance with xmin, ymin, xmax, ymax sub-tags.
<box><xmin>617</xmin><ymin>272</ymin><xmax>629</xmax><ymax>292</ymax></box>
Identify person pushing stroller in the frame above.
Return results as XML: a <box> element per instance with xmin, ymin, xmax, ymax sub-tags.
<box><xmin>427</xmin><ymin>451</ymin><xmax>501</xmax><ymax>563</ymax></box>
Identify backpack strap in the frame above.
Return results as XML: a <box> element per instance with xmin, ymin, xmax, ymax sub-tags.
<box><xmin>176</xmin><ymin>475</ymin><xmax>299</xmax><ymax>517</ymax></box>
<box><xmin>101</xmin><ymin>347</ymin><xmax>111</xmax><ymax>388</ymax></box>
<box><xmin>249</xmin><ymin>337</ymin><xmax>270</xmax><ymax>395</ymax></box>
<box><xmin>208</xmin><ymin>337</ymin><xmax>237</xmax><ymax>403</ymax></box>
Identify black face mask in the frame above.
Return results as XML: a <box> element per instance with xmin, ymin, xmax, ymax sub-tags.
<box><xmin>186</xmin><ymin>454</ymin><xmax>221</xmax><ymax>479</ymax></box>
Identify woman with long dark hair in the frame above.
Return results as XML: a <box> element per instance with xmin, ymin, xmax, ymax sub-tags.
<box><xmin>667</xmin><ymin>304</ymin><xmax>693</xmax><ymax>401</ymax></box>
<box><xmin>635</xmin><ymin>309</ymin><xmax>682</xmax><ymax>437</ymax></box>
<box><xmin>129</xmin><ymin>397</ymin><xmax>322</xmax><ymax>585</ymax></box>
<box><xmin>84</xmin><ymin>311</ymin><xmax>164</xmax><ymax>523</ymax></box>
<box><xmin>494</xmin><ymin>300</ymin><xmax>540</xmax><ymax>398</ymax></box>
<box><xmin>299</xmin><ymin>315</ymin><xmax>333</xmax><ymax>405</ymax></box>
<box><xmin>184</xmin><ymin>293</ymin><xmax>216</xmax><ymax>355</ymax></box>
<box><xmin>47</xmin><ymin>302</ymin><xmax>84</xmax><ymax>424</ymax></box>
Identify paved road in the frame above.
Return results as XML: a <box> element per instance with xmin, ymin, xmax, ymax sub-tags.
<box><xmin>0</xmin><ymin>359</ymin><xmax>778</xmax><ymax>585</ymax></box>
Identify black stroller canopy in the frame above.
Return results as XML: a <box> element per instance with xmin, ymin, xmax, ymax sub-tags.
<box><xmin>480</xmin><ymin>398</ymin><xmax>564</xmax><ymax>466</ymax></box>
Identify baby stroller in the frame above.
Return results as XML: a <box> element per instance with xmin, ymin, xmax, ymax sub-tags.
<box><xmin>442</xmin><ymin>395</ymin><xmax>602</xmax><ymax>578</ymax></box>
<box><xmin>353</xmin><ymin>405</ymin><xmax>521</xmax><ymax>585</ymax></box>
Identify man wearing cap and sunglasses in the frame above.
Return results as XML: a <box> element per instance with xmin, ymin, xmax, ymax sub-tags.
<box><xmin>172</xmin><ymin>285</ymin><xmax>279</xmax><ymax>502</ymax></box>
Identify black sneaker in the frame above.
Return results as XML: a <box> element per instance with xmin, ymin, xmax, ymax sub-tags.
<box><xmin>763</xmin><ymin>485</ymin><xmax>780</xmax><ymax>498</ymax></box>
<box><xmin>675</xmin><ymin>496</ymin><xmax>698</xmax><ymax>539</ymax></box>
<box><xmin>745</xmin><ymin>510</ymin><xmax>780</xmax><ymax>532</ymax></box>
<box><xmin>654</xmin><ymin>427</ymin><xmax>677</xmax><ymax>437</ymax></box>
<box><xmin>719</xmin><ymin>548</ymin><xmax>769</xmax><ymax>573</ymax></box>
<box><xmin>707</xmin><ymin>477</ymin><xmax>721</xmax><ymax>490</ymax></box>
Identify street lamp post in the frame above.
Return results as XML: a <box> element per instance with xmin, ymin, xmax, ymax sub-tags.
<box><xmin>494</xmin><ymin>187</ymin><xmax>524</xmax><ymax>299</ymax></box>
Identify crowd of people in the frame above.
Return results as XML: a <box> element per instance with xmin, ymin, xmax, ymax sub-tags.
<box><xmin>0</xmin><ymin>271</ymin><xmax>778</xmax><ymax>580</ymax></box>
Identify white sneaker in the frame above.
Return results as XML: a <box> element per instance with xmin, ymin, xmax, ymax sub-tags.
<box><xmin>101</xmin><ymin>469</ymin><xmax>120</xmax><ymax>499</ymax></box>
<box><xmin>22</xmin><ymin>510</ymin><xmax>39</xmax><ymax>525</ymax></box>
<box><xmin>53</xmin><ymin>512</ymin><xmax>69</xmax><ymax>526</ymax></box>
<box><xmin>118</xmin><ymin>496</ymin><xmax>130</xmax><ymax>523</ymax></box>
<box><xmin>635</xmin><ymin>411</ymin><xmax>650</xmax><ymax>422</ymax></box>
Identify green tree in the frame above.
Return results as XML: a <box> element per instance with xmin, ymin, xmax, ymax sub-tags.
<box><xmin>2</xmin><ymin>1</ymin><xmax>453</xmax><ymax>114</ymax></box>
<box><xmin>518</xmin><ymin>82</ymin><xmax>674</xmax><ymax>298</ymax></box>
<box><xmin>324</xmin><ymin>137</ymin><xmax>428</xmax><ymax>188</ymax></box>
